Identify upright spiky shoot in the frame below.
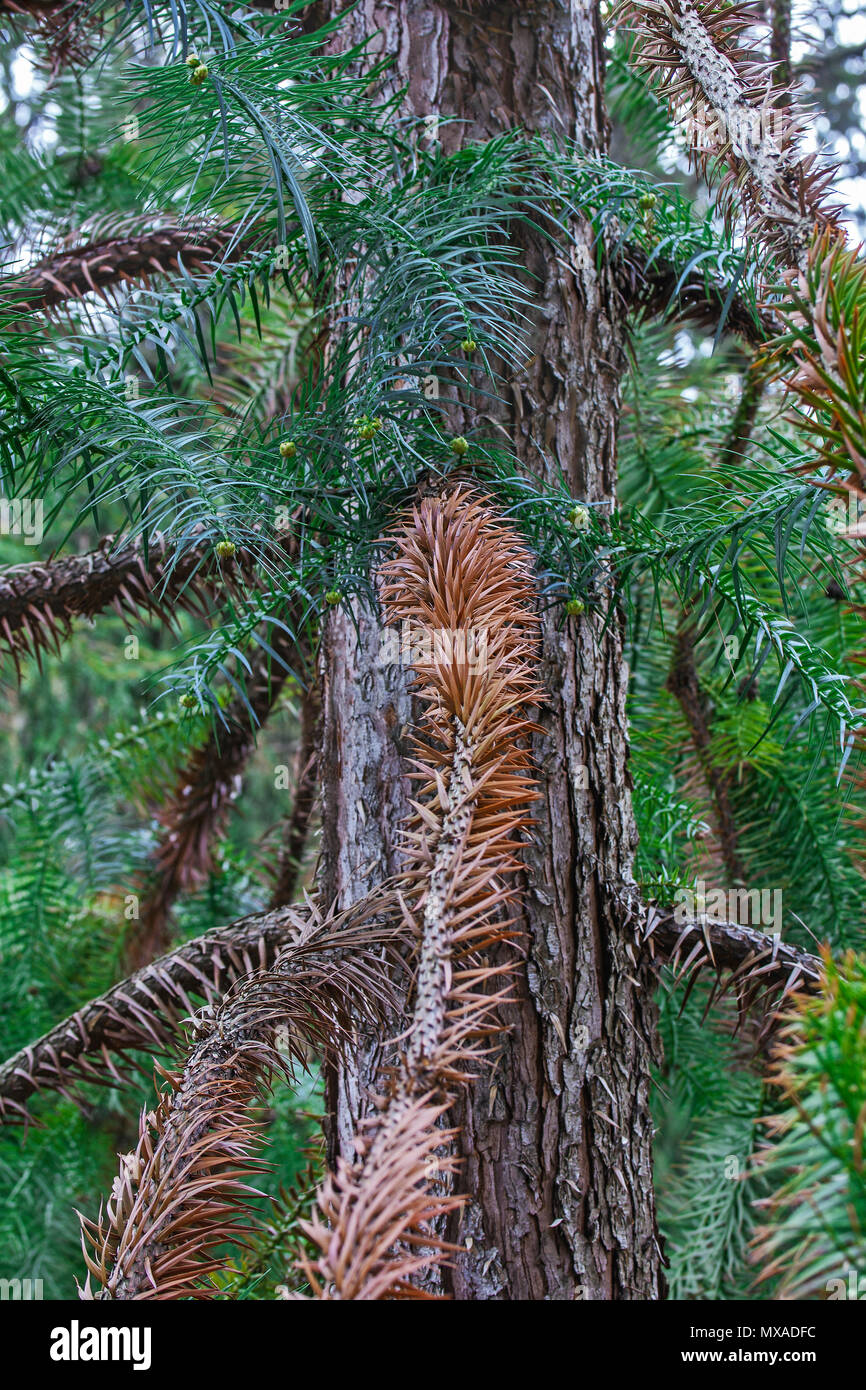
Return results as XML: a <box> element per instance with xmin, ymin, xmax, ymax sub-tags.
<box><xmin>380</xmin><ymin>487</ymin><xmax>542</xmax><ymax>1076</ymax></box>
<box><xmin>298</xmin><ymin>486</ymin><xmax>542</xmax><ymax>1299</ymax></box>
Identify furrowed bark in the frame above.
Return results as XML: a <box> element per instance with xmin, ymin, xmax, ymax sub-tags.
<box><xmin>318</xmin><ymin>596</ymin><xmax>414</xmax><ymax>1170</ymax></box>
<box><xmin>318</xmin><ymin>0</ymin><xmax>662</xmax><ymax>1300</ymax></box>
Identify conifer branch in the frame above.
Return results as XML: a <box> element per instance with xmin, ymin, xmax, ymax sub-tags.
<box><xmin>0</xmin><ymin>533</ymin><xmax>239</xmax><ymax>676</ymax></box>
<box><xmin>665</xmin><ymin>363</ymin><xmax>768</xmax><ymax>884</ymax></box>
<box><xmin>772</xmin><ymin>229</ymin><xmax>866</xmax><ymax>490</ymax></box>
<box><xmin>619</xmin><ymin>240</ymin><xmax>770</xmax><ymax>345</ymax></box>
<box><xmin>79</xmin><ymin>896</ymin><xmax>405</xmax><ymax>1299</ymax></box>
<box><xmin>718</xmin><ymin>353</ymin><xmax>767</xmax><ymax>465</ymax></box>
<box><xmin>0</xmin><ymin>908</ymin><xmax>296</xmax><ymax>1125</ymax></box>
<box><xmin>2</xmin><ymin>219</ymin><xmax>232</xmax><ymax>319</ymax></box>
<box><xmin>0</xmin><ymin>0</ymin><xmax>91</xmax><ymax>73</ymax></box>
<box><xmin>666</xmin><ymin>621</ymin><xmax>749</xmax><ymax>887</ymax></box>
<box><xmin>768</xmin><ymin>0</ymin><xmax>792</xmax><ymax>93</ymax></box>
<box><xmin>298</xmin><ymin>486</ymin><xmax>542</xmax><ymax>1299</ymax></box>
<box><xmin>1</xmin><ymin>888</ymin><xmax>820</xmax><ymax>1133</ymax></box>
<box><xmin>617</xmin><ymin>1</ymin><xmax>866</xmax><ymax>504</ymax></box>
<box><xmin>644</xmin><ymin>905</ymin><xmax>823</xmax><ymax>1024</ymax></box>
<box><xmin>0</xmin><ymin>885</ymin><xmax>403</xmax><ymax>1127</ymax></box>
<box><xmin>617</xmin><ymin>0</ymin><xmax>839</xmax><ymax>268</ymax></box>
<box><xmin>750</xmin><ymin>952</ymin><xmax>866</xmax><ymax>1298</ymax></box>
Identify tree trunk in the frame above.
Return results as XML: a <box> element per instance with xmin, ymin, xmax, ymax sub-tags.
<box><xmin>318</xmin><ymin>597</ymin><xmax>414</xmax><ymax>1168</ymax></box>
<box><xmin>317</xmin><ymin>0</ymin><xmax>662</xmax><ymax>1300</ymax></box>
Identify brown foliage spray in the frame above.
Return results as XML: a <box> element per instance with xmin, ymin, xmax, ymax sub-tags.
<box><xmin>297</xmin><ymin>485</ymin><xmax>542</xmax><ymax>1298</ymax></box>
<box><xmin>78</xmin><ymin>887</ymin><xmax>405</xmax><ymax>1298</ymax></box>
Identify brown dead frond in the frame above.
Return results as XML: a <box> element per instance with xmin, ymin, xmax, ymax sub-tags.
<box><xmin>771</xmin><ymin>230</ymin><xmax>866</xmax><ymax>491</ymax></box>
<box><xmin>296</xmin><ymin>1090</ymin><xmax>461</xmax><ymax>1300</ymax></box>
<box><xmin>0</xmin><ymin>884</ymin><xmax>403</xmax><ymax>1127</ymax></box>
<box><xmin>0</xmin><ymin>532</ymin><xmax>244</xmax><ymax>678</ymax></box>
<box><xmin>298</xmin><ymin>485</ymin><xmax>542</xmax><ymax>1299</ymax></box>
<box><xmin>78</xmin><ymin>889</ymin><xmax>407</xmax><ymax>1299</ymax></box>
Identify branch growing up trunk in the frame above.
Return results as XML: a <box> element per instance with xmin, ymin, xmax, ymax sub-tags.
<box><xmin>0</xmin><ymin>533</ymin><xmax>240</xmax><ymax>676</ymax></box>
<box><xmin>79</xmin><ymin>896</ymin><xmax>406</xmax><ymax>1299</ymax></box>
<box><xmin>298</xmin><ymin>487</ymin><xmax>542</xmax><ymax>1299</ymax></box>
